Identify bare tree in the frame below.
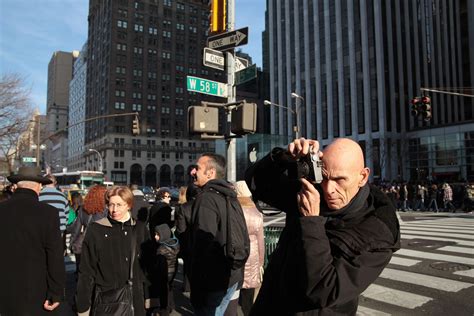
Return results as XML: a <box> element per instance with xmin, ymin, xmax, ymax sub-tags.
<box><xmin>0</xmin><ymin>73</ymin><xmax>33</xmax><ymax>173</ymax></box>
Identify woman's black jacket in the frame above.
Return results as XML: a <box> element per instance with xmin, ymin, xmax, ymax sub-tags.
<box><xmin>76</xmin><ymin>216</ymin><xmax>147</xmax><ymax>316</ymax></box>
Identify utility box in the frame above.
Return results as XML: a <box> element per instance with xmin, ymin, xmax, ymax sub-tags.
<box><xmin>231</xmin><ymin>102</ymin><xmax>257</xmax><ymax>135</ymax></box>
<box><xmin>188</xmin><ymin>106</ymin><xmax>219</xmax><ymax>133</ymax></box>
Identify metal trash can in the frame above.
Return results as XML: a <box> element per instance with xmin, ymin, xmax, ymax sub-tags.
<box><xmin>264</xmin><ymin>226</ymin><xmax>284</xmax><ymax>268</ymax></box>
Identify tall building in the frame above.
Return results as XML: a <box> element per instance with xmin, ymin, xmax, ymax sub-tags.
<box><xmin>85</xmin><ymin>0</ymin><xmax>223</xmax><ymax>186</ymax></box>
<box><xmin>46</xmin><ymin>50</ymin><xmax>79</xmax><ymax>171</ymax></box>
<box><xmin>16</xmin><ymin>110</ymin><xmax>47</xmax><ymax>169</ymax></box>
<box><xmin>68</xmin><ymin>43</ymin><xmax>88</xmax><ymax>171</ymax></box>
<box><xmin>264</xmin><ymin>0</ymin><xmax>474</xmax><ymax>182</ymax></box>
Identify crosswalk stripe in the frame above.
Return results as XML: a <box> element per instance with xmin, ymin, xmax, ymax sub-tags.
<box><xmin>400</xmin><ymin>229</ymin><xmax>474</xmax><ymax>240</ymax></box>
<box><xmin>402</xmin><ymin>234</ymin><xmax>474</xmax><ymax>247</ymax></box>
<box><xmin>362</xmin><ymin>284</ymin><xmax>432</xmax><ymax>309</ymax></box>
<box><xmin>453</xmin><ymin>269</ymin><xmax>474</xmax><ymax>278</ymax></box>
<box><xmin>380</xmin><ymin>268</ymin><xmax>473</xmax><ymax>292</ymax></box>
<box><xmin>264</xmin><ymin>216</ymin><xmax>285</xmax><ymax>227</ymax></box>
<box><xmin>403</xmin><ymin>223</ymin><xmax>474</xmax><ymax>229</ymax></box>
<box><xmin>356</xmin><ymin>305</ymin><xmax>390</xmax><ymax>316</ymax></box>
<box><xmin>407</xmin><ymin>221</ymin><xmax>474</xmax><ymax>227</ymax></box>
<box><xmin>437</xmin><ymin>245</ymin><xmax>474</xmax><ymax>254</ymax></box>
<box><xmin>389</xmin><ymin>256</ymin><xmax>421</xmax><ymax>267</ymax></box>
<box><xmin>401</xmin><ymin>226</ymin><xmax>473</xmax><ymax>234</ymax></box>
<box><xmin>396</xmin><ymin>249</ymin><xmax>474</xmax><ymax>265</ymax></box>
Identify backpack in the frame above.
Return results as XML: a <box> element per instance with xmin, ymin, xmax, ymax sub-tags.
<box><xmin>225</xmin><ymin>196</ymin><xmax>250</xmax><ymax>270</ymax></box>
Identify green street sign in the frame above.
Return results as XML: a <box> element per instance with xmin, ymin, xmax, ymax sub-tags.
<box><xmin>187</xmin><ymin>76</ymin><xmax>228</xmax><ymax>98</ymax></box>
<box><xmin>22</xmin><ymin>157</ymin><xmax>36</xmax><ymax>163</ymax></box>
<box><xmin>235</xmin><ymin>64</ymin><xmax>257</xmax><ymax>85</ymax></box>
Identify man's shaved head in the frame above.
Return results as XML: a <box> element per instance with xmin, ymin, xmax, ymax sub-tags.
<box><xmin>321</xmin><ymin>138</ymin><xmax>370</xmax><ymax>210</ymax></box>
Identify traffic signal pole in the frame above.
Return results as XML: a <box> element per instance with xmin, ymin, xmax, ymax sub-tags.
<box><xmin>226</xmin><ymin>0</ymin><xmax>236</xmax><ymax>182</ymax></box>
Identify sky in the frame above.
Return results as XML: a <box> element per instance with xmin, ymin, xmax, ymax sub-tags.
<box><xmin>0</xmin><ymin>0</ymin><xmax>266</xmax><ymax>115</ymax></box>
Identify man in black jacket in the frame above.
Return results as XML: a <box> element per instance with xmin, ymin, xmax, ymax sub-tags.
<box><xmin>246</xmin><ymin>138</ymin><xmax>400</xmax><ymax>315</ymax></box>
<box><xmin>189</xmin><ymin>153</ymin><xmax>244</xmax><ymax>315</ymax></box>
<box><xmin>0</xmin><ymin>166</ymin><xmax>66</xmax><ymax>315</ymax></box>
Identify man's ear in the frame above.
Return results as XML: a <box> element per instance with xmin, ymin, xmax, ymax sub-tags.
<box><xmin>359</xmin><ymin>167</ymin><xmax>370</xmax><ymax>187</ymax></box>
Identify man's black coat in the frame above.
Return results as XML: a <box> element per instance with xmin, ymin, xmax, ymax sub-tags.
<box><xmin>246</xmin><ymin>152</ymin><xmax>400</xmax><ymax>316</ymax></box>
<box><xmin>0</xmin><ymin>188</ymin><xmax>66</xmax><ymax>315</ymax></box>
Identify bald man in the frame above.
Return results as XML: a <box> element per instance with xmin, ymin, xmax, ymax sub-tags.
<box><xmin>245</xmin><ymin>138</ymin><xmax>400</xmax><ymax>316</ymax></box>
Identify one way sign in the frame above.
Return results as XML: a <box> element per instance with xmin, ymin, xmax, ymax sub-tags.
<box><xmin>207</xmin><ymin>27</ymin><xmax>249</xmax><ymax>51</ymax></box>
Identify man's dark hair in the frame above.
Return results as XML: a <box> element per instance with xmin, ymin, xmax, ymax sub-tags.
<box><xmin>45</xmin><ymin>174</ymin><xmax>57</xmax><ymax>185</ymax></box>
<box><xmin>202</xmin><ymin>153</ymin><xmax>226</xmax><ymax>179</ymax></box>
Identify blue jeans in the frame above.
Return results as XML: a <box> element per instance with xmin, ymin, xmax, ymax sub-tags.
<box><xmin>193</xmin><ymin>282</ymin><xmax>238</xmax><ymax>316</ymax></box>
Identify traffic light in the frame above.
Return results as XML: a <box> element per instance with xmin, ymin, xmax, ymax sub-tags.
<box><xmin>231</xmin><ymin>102</ymin><xmax>257</xmax><ymax>135</ymax></box>
<box><xmin>208</xmin><ymin>0</ymin><xmax>226</xmax><ymax>35</ymax></box>
<box><xmin>421</xmin><ymin>96</ymin><xmax>432</xmax><ymax>121</ymax></box>
<box><xmin>132</xmin><ymin>116</ymin><xmax>140</xmax><ymax>135</ymax></box>
<box><xmin>410</xmin><ymin>97</ymin><xmax>421</xmax><ymax>116</ymax></box>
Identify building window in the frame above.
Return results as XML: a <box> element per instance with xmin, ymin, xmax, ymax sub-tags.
<box><xmin>116</xmin><ymin>43</ymin><xmax>127</xmax><ymax>51</ymax></box>
<box><xmin>133</xmin><ymin>47</ymin><xmax>143</xmax><ymax>54</ymax></box>
<box><xmin>134</xmin><ymin>24</ymin><xmax>143</xmax><ymax>32</ymax></box>
<box><xmin>114</xmin><ymin>102</ymin><xmax>125</xmax><ymax>110</ymax></box>
<box><xmin>132</xmin><ymin>103</ymin><xmax>142</xmax><ymax>111</ymax></box>
<box><xmin>117</xmin><ymin>20</ymin><xmax>128</xmax><ymax>28</ymax></box>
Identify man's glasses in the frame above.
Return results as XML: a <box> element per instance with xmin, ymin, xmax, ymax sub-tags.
<box><xmin>163</xmin><ymin>195</ymin><xmax>171</xmax><ymax>199</ymax></box>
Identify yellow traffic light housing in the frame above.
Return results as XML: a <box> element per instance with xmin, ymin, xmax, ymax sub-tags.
<box><xmin>209</xmin><ymin>0</ymin><xmax>226</xmax><ymax>35</ymax></box>
<box><xmin>132</xmin><ymin>116</ymin><xmax>140</xmax><ymax>135</ymax></box>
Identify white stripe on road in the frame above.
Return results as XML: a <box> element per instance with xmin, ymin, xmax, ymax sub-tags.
<box><xmin>437</xmin><ymin>245</ymin><xmax>474</xmax><ymax>255</ymax></box>
<box><xmin>362</xmin><ymin>284</ymin><xmax>432</xmax><ymax>309</ymax></box>
<box><xmin>400</xmin><ymin>229</ymin><xmax>474</xmax><ymax>240</ymax></box>
<box><xmin>401</xmin><ymin>226</ymin><xmax>474</xmax><ymax>234</ymax></box>
<box><xmin>264</xmin><ymin>216</ymin><xmax>285</xmax><ymax>227</ymax></box>
<box><xmin>406</xmin><ymin>221</ymin><xmax>474</xmax><ymax>227</ymax></box>
<box><xmin>453</xmin><ymin>269</ymin><xmax>474</xmax><ymax>278</ymax></box>
<box><xmin>389</xmin><ymin>256</ymin><xmax>421</xmax><ymax>267</ymax></box>
<box><xmin>356</xmin><ymin>306</ymin><xmax>390</xmax><ymax>316</ymax></box>
<box><xmin>396</xmin><ymin>249</ymin><xmax>474</xmax><ymax>265</ymax></box>
<box><xmin>380</xmin><ymin>268</ymin><xmax>473</xmax><ymax>292</ymax></box>
<box><xmin>402</xmin><ymin>223</ymin><xmax>474</xmax><ymax>230</ymax></box>
<box><xmin>401</xmin><ymin>234</ymin><xmax>474</xmax><ymax>247</ymax></box>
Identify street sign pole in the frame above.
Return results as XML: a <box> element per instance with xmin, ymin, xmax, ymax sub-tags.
<box><xmin>226</xmin><ymin>0</ymin><xmax>236</xmax><ymax>182</ymax></box>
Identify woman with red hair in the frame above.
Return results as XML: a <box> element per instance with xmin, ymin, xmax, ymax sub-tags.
<box><xmin>70</xmin><ymin>185</ymin><xmax>108</xmax><ymax>266</ymax></box>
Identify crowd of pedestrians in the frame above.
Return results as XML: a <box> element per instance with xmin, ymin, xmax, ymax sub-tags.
<box><xmin>377</xmin><ymin>180</ymin><xmax>473</xmax><ymax>212</ymax></box>
<box><xmin>0</xmin><ymin>156</ymin><xmax>265</xmax><ymax>316</ymax></box>
<box><xmin>2</xmin><ymin>140</ymin><xmax>472</xmax><ymax>315</ymax></box>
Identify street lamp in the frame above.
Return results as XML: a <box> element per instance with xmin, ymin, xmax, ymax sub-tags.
<box><xmin>88</xmin><ymin>148</ymin><xmax>103</xmax><ymax>173</ymax></box>
<box><xmin>291</xmin><ymin>92</ymin><xmax>305</xmax><ymax>139</ymax></box>
<box><xmin>264</xmin><ymin>99</ymin><xmax>301</xmax><ymax>139</ymax></box>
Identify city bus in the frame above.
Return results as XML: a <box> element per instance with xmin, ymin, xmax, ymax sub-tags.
<box><xmin>53</xmin><ymin>170</ymin><xmax>105</xmax><ymax>191</ymax></box>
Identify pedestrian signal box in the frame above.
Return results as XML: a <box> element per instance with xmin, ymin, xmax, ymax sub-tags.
<box><xmin>231</xmin><ymin>102</ymin><xmax>257</xmax><ymax>135</ymax></box>
<box><xmin>188</xmin><ymin>106</ymin><xmax>219</xmax><ymax>134</ymax></box>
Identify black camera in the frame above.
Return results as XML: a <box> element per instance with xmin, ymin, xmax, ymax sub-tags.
<box><xmin>271</xmin><ymin>147</ymin><xmax>323</xmax><ymax>184</ymax></box>
<box><xmin>296</xmin><ymin>152</ymin><xmax>323</xmax><ymax>184</ymax></box>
